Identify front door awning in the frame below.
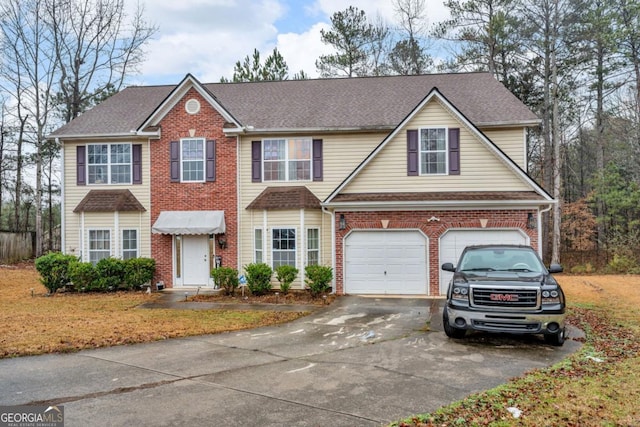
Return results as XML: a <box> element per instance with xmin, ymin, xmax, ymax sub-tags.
<box><xmin>152</xmin><ymin>210</ymin><xmax>225</xmax><ymax>235</ymax></box>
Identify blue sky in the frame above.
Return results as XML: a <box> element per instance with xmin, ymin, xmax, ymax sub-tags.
<box><xmin>127</xmin><ymin>0</ymin><xmax>450</xmax><ymax>86</ymax></box>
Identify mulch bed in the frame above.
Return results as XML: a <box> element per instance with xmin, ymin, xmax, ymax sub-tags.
<box><xmin>189</xmin><ymin>289</ymin><xmax>336</xmax><ymax>306</ymax></box>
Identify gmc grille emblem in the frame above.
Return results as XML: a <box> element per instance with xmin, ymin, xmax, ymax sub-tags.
<box><xmin>490</xmin><ymin>293</ymin><xmax>519</xmax><ymax>302</ymax></box>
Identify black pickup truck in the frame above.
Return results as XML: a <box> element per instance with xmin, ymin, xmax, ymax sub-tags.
<box><xmin>441</xmin><ymin>245</ymin><xmax>566</xmax><ymax>346</ymax></box>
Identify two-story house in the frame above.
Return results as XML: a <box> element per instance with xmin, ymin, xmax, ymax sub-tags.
<box><xmin>50</xmin><ymin>72</ymin><xmax>553</xmax><ymax>295</ymax></box>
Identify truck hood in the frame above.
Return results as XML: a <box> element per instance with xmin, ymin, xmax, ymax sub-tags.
<box><xmin>455</xmin><ymin>271</ymin><xmax>549</xmax><ymax>287</ymax></box>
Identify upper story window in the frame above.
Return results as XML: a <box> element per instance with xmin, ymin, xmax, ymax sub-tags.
<box><xmin>170</xmin><ymin>139</ymin><xmax>215</xmax><ymax>183</ymax></box>
<box><xmin>420</xmin><ymin>128</ymin><xmax>447</xmax><ymax>175</ymax></box>
<box><xmin>181</xmin><ymin>138</ymin><xmax>205</xmax><ymax>182</ymax></box>
<box><xmin>263</xmin><ymin>138</ymin><xmax>312</xmax><ymax>181</ymax></box>
<box><xmin>407</xmin><ymin>127</ymin><xmax>460</xmax><ymax>177</ymax></box>
<box><xmin>87</xmin><ymin>143</ymin><xmax>131</xmax><ymax>184</ymax></box>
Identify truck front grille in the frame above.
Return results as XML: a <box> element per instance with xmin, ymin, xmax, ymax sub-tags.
<box><xmin>471</xmin><ymin>287</ymin><xmax>539</xmax><ymax>309</ymax></box>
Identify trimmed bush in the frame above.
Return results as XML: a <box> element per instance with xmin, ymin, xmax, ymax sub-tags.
<box><xmin>305</xmin><ymin>265</ymin><xmax>333</xmax><ymax>297</ymax></box>
<box><xmin>94</xmin><ymin>258</ymin><xmax>126</xmax><ymax>291</ymax></box>
<box><xmin>211</xmin><ymin>266</ymin><xmax>239</xmax><ymax>296</ymax></box>
<box><xmin>275</xmin><ymin>265</ymin><xmax>298</xmax><ymax>294</ymax></box>
<box><xmin>245</xmin><ymin>263</ymin><xmax>273</xmax><ymax>295</ymax></box>
<box><xmin>35</xmin><ymin>252</ymin><xmax>77</xmax><ymax>294</ymax></box>
<box><xmin>123</xmin><ymin>258</ymin><xmax>156</xmax><ymax>290</ymax></box>
<box><xmin>68</xmin><ymin>261</ymin><xmax>96</xmax><ymax>291</ymax></box>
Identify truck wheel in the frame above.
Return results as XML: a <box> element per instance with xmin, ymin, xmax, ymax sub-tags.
<box><xmin>443</xmin><ymin>310</ymin><xmax>466</xmax><ymax>339</ymax></box>
<box><xmin>544</xmin><ymin>328</ymin><xmax>565</xmax><ymax>346</ymax></box>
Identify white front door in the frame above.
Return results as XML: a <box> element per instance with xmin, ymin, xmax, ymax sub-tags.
<box><xmin>181</xmin><ymin>235</ymin><xmax>211</xmax><ymax>286</ymax></box>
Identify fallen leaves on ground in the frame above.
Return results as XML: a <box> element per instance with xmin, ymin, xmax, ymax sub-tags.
<box><xmin>0</xmin><ymin>265</ymin><xmax>307</xmax><ymax>358</ymax></box>
<box><xmin>395</xmin><ymin>274</ymin><xmax>640</xmax><ymax>427</ymax></box>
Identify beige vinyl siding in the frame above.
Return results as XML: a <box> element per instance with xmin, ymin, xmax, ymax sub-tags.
<box><xmin>345</xmin><ymin>99</ymin><xmax>532</xmax><ymax>194</ymax></box>
<box><xmin>482</xmin><ymin>127</ymin><xmax>527</xmax><ymax>170</ymax></box>
<box><xmin>62</xmin><ymin>139</ymin><xmax>151</xmax><ymax>260</ymax></box>
<box><xmin>241</xmin><ymin>208</ymin><xmax>329</xmax><ymax>290</ymax></box>
<box><xmin>238</xmin><ymin>132</ymin><xmax>383</xmax><ymax>283</ymax></box>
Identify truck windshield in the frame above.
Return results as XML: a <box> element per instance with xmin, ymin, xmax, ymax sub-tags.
<box><xmin>459</xmin><ymin>248</ymin><xmax>544</xmax><ymax>273</ymax></box>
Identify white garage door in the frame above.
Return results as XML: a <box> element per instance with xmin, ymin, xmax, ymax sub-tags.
<box><xmin>345</xmin><ymin>230</ymin><xmax>428</xmax><ymax>295</ymax></box>
<box><xmin>439</xmin><ymin>229</ymin><xmax>529</xmax><ymax>293</ymax></box>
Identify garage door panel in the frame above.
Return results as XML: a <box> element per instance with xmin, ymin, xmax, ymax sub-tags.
<box><xmin>345</xmin><ymin>231</ymin><xmax>428</xmax><ymax>295</ymax></box>
<box><xmin>439</xmin><ymin>229</ymin><xmax>528</xmax><ymax>293</ymax></box>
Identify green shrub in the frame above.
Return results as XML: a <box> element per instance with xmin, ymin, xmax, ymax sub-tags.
<box><xmin>245</xmin><ymin>263</ymin><xmax>273</xmax><ymax>295</ymax></box>
<box><xmin>35</xmin><ymin>252</ymin><xmax>77</xmax><ymax>294</ymax></box>
<box><xmin>123</xmin><ymin>258</ymin><xmax>156</xmax><ymax>290</ymax></box>
<box><xmin>94</xmin><ymin>258</ymin><xmax>126</xmax><ymax>291</ymax></box>
<box><xmin>275</xmin><ymin>265</ymin><xmax>298</xmax><ymax>294</ymax></box>
<box><xmin>605</xmin><ymin>254</ymin><xmax>639</xmax><ymax>274</ymax></box>
<box><xmin>305</xmin><ymin>265</ymin><xmax>333</xmax><ymax>297</ymax></box>
<box><xmin>212</xmin><ymin>267</ymin><xmax>239</xmax><ymax>296</ymax></box>
<box><xmin>68</xmin><ymin>261</ymin><xmax>96</xmax><ymax>291</ymax></box>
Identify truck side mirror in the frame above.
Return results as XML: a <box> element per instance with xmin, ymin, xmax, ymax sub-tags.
<box><xmin>441</xmin><ymin>262</ymin><xmax>455</xmax><ymax>272</ymax></box>
<box><xmin>548</xmin><ymin>263</ymin><xmax>563</xmax><ymax>273</ymax></box>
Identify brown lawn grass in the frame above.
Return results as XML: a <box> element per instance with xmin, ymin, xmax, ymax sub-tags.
<box><xmin>396</xmin><ymin>274</ymin><xmax>640</xmax><ymax>427</ymax></box>
<box><xmin>0</xmin><ymin>265</ymin><xmax>307</xmax><ymax>358</ymax></box>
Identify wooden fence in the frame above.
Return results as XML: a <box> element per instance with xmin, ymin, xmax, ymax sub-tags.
<box><xmin>0</xmin><ymin>232</ymin><xmax>35</xmax><ymax>264</ymax></box>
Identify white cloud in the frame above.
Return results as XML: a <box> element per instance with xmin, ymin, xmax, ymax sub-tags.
<box><xmin>276</xmin><ymin>22</ymin><xmax>332</xmax><ymax>78</ymax></box>
<box><xmin>127</xmin><ymin>0</ymin><xmax>451</xmax><ymax>85</ymax></box>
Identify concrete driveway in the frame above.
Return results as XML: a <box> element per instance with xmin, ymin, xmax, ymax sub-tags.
<box><xmin>0</xmin><ymin>296</ymin><xmax>580</xmax><ymax>426</ymax></box>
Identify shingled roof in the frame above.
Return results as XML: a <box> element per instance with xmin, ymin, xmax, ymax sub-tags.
<box><xmin>247</xmin><ymin>186</ymin><xmax>321</xmax><ymax>210</ymax></box>
<box><xmin>73</xmin><ymin>190</ymin><xmax>146</xmax><ymax>213</ymax></box>
<box><xmin>330</xmin><ymin>191</ymin><xmax>547</xmax><ymax>204</ymax></box>
<box><xmin>50</xmin><ymin>73</ymin><xmax>539</xmax><ymax>138</ymax></box>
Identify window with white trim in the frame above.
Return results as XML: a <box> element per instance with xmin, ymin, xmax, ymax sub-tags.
<box><xmin>306</xmin><ymin>228</ymin><xmax>319</xmax><ymax>266</ymax></box>
<box><xmin>420</xmin><ymin>128</ymin><xmax>448</xmax><ymax>174</ymax></box>
<box><xmin>254</xmin><ymin>228</ymin><xmax>264</xmax><ymax>263</ymax></box>
<box><xmin>272</xmin><ymin>228</ymin><xmax>296</xmax><ymax>268</ymax></box>
<box><xmin>263</xmin><ymin>138</ymin><xmax>311</xmax><ymax>181</ymax></box>
<box><xmin>89</xmin><ymin>230</ymin><xmax>111</xmax><ymax>264</ymax></box>
<box><xmin>87</xmin><ymin>143</ymin><xmax>131</xmax><ymax>184</ymax></box>
<box><xmin>122</xmin><ymin>229</ymin><xmax>138</xmax><ymax>260</ymax></box>
<box><xmin>181</xmin><ymin>138</ymin><xmax>205</xmax><ymax>182</ymax></box>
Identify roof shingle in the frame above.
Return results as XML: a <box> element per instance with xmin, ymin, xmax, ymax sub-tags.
<box><xmin>247</xmin><ymin>186</ymin><xmax>321</xmax><ymax>210</ymax></box>
<box><xmin>50</xmin><ymin>73</ymin><xmax>538</xmax><ymax>138</ymax></box>
<box><xmin>330</xmin><ymin>191</ymin><xmax>546</xmax><ymax>203</ymax></box>
<box><xmin>74</xmin><ymin>190</ymin><xmax>146</xmax><ymax>213</ymax></box>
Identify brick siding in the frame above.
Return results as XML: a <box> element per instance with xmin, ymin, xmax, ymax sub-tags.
<box><xmin>150</xmin><ymin>88</ymin><xmax>238</xmax><ymax>287</ymax></box>
<box><xmin>334</xmin><ymin>210</ymin><xmax>538</xmax><ymax>295</ymax></box>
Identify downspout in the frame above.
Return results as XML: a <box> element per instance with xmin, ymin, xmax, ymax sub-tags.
<box><xmin>538</xmin><ymin>204</ymin><xmax>553</xmax><ymax>258</ymax></box>
<box><xmin>236</xmin><ymin>135</ymin><xmax>241</xmax><ymax>271</ymax></box>
<box><xmin>57</xmin><ymin>138</ymin><xmax>65</xmax><ymax>254</ymax></box>
<box><xmin>321</xmin><ymin>206</ymin><xmax>336</xmax><ymax>293</ymax></box>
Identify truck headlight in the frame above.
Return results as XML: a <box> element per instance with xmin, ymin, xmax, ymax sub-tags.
<box><xmin>452</xmin><ymin>286</ymin><xmax>469</xmax><ymax>301</ymax></box>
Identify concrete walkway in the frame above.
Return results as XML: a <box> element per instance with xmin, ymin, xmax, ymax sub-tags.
<box><xmin>0</xmin><ymin>296</ymin><xmax>581</xmax><ymax>426</ymax></box>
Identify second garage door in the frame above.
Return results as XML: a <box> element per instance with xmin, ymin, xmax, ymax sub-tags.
<box><xmin>439</xmin><ymin>229</ymin><xmax>529</xmax><ymax>293</ymax></box>
<box><xmin>344</xmin><ymin>230</ymin><xmax>428</xmax><ymax>295</ymax></box>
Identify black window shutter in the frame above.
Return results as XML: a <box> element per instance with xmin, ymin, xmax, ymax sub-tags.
<box><xmin>407</xmin><ymin>130</ymin><xmax>419</xmax><ymax>176</ymax></box>
<box><xmin>312</xmin><ymin>139</ymin><xmax>323</xmax><ymax>181</ymax></box>
<box><xmin>170</xmin><ymin>141</ymin><xmax>180</xmax><ymax>182</ymax></box>
<box><xmin>132</xmin><ymin>144</ymin><xmax>142</xmax><ymax>184</ymax></box>
<box><xmin>251</xmin><ymin>141</ymin><xmax>262</xmax><ymax>182</ymax></box>
<box><xmin>77</xmin><ymin>145</ymin><xmax>86</xmax><ymax>185</ymax></box>
<box><xmin>448</xmin><ymin>128</ymin><xmax>460</xmax><ymax>175</ymax></box>
<box><xmin>206</xmin><ymin>139</ymin><xmax>216</xmax><ymax>182</ymax></box>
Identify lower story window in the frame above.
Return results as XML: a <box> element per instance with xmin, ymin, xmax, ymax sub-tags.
<box><xmin>272</xmin><ymin>228</ymin><xmax>295</xmax><ymax>268</ymax></box>
<box><xmin>254</xmin><ymin>228</ymin><xmax>263</xmax><ymax>263</ymax></box>
<box><xmin>122</xmin><ymin>229</ymin><xmax>138</xmax><ymax>260</ymax></box>
<box><xmin>89</xmin><ymin>229</ymin><xmax>110</xmax><ymax>264</ymax></box>
<box><xmin>307</xmin><ymin>228</ymin><xmax>319</xmax><ymax>266</ymax></box>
